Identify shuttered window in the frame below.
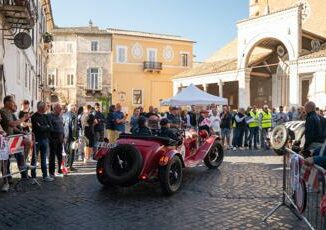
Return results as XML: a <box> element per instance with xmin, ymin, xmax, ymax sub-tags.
<box><xmin>87</xmin><ymin>67</ymin><xmax>102</xmax><ymax>90</ymax></box>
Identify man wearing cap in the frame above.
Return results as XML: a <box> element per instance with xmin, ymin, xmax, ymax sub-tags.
<box><xmin>159</xmin><ymin>118</ymin><xmax>179</xmax><ymax>141</ymax></box>
<box><xmin>259</xmin><ymin>105</ymin><xmax>272</xmax><ymax>150</ymax></box>
<box><xmin>167</xmin><ymin>107</ymin><xmax>181</xmax><ymax>128</ymax></box>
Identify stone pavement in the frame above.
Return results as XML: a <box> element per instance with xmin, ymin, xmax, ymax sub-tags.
<box><xmin>0</xmin><ymin>150</ymin><xmax>307</xmax><ymax>230</ymax></box>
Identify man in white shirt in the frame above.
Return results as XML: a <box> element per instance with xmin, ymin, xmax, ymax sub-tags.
<box><xmin>276</xmin><ymin>106</ymin><xmax>289</xmax><ymax>125</ymax></box>
<box><xmin>209</xmin><ymin>108</ymin><xmax>221</xmax><ymax>135</ymax></box>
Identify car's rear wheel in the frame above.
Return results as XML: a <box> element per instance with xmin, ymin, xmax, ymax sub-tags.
<box><xmin>159</xmin><ymin>156</ymin><xmax>183</xmax><ymax>195</ymax></box>
<box><xmin>96</xmin><ymin>158</ymin><xmax>113</xmax><ymax>187</ymax></box>
<box><xmin>104</xmin><ymin>144</ymin><xmax>143</xmax><ymax>186</ymax></box>
<box><xmin>204</xmin><ymin>141</ymin><xmax>224</xmax><ymax>169</ymax></box>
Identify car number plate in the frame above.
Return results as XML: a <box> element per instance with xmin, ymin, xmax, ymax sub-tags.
<box><xmin>96</xmin><ymin>142</ymin><xmax>117</xmax><ymax>149</ymax></box>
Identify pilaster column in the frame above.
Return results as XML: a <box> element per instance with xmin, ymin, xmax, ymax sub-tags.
<box><xmin>218</xmin><ymin>80</ymin><xmax>224</xmax><ymax>97</ymax></box>
<box><xmin>238</xmin><ymin>70</ymin><xmax>251</xmax><ymax>108</ymax></box>
<box><xmin>312</xmin><ymin>71</ymin><xmax>326</xmax><ymax>107</ymax></box>
<box><xmin>271</xmin><ymin>74</ymin><xmax>278</xmax><ymax>107</ymax></box>
<box><xmin>174</xmin><ymin>82</ymin><xmax>181</xmax><ymax>95</ymax></box>
<box><xmin>203</xmin><ymin>83</ymin><xmax>207</xmax><ymax>92</ymax></box>
<box><xmin>289</xmin><ymin>65</ymin><xmax>299</xmax><ymax>106</ymax></box>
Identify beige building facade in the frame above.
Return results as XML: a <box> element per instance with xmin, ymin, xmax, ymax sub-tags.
<box><xmin>109</xmin><ymin>29</ymin><xmax>194</xmax><ymax>114</ymax></box>
<box><xmin>47</xmin><ymin>24</ymin><xmax>112</xmax><ymax>106</ymax></box>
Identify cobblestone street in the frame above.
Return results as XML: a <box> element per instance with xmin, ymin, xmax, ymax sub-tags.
<box><xmin>0</xmin><ymin>150</ymin><xmax>307</xmax><ymax>230</ymax></box>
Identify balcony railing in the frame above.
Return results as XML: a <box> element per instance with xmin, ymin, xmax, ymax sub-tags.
<box><xmin>143</xmin><ymin>61</ymin><xmax>162</xmax><ymax>72</ymax></box>
<box><xmin>0</xmin><ymin>0</ymin><xmax>37</xmax><ymax>31</ymax></box>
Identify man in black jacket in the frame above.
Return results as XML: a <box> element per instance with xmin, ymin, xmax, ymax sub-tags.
<box><xmin>159</xmin><ymin>118</ymin><xmax>179</xmax><ymax>141</ymax></box>
<box><xmin>94</xmin><ymin>103</ymin><xmax>105</xmax><ymax>143</ymax></box>
<box><xmin>31</xmin><ymin>101</ymin><xmax>54</xmax><ymax>182</ymax></box>
<box><xmin>48</xmin><ymin>103</ymin><xmax>65</xmax><ymax>177</ymax></box>
<box><xmin>304</xmin><ymin>101</ymin><xmax>324</xmax><ymax>151</ymax></box>
<box><xmin>63</xmin><ymin>104</ymin><xmax>77</xmax><ymax>171</ymax></box>
<box><xmin>186</xmin><ymin>105</ymin><xmax>197</xmax><ymax>128</ymax></box>
<box><xmin>132</xmin><ymin>116</ymin><xmax>152</xmax><ymax>136</ymax></box>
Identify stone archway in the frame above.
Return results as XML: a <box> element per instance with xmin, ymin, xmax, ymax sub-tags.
<box><xmin>245</xmin><ymin>37</ymin><xmax>290</xmax><ymax>108</ymax></box>
<box><xmin>236</xmin><ymin>6</ymin><xmax>302</xmax><ymax>108</ymax></box>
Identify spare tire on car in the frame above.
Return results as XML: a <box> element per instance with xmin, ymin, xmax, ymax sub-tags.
<box><xmin>104</xmin><ymin>144</ymin><xmax>143</xmax><ymax>186</ymax></box>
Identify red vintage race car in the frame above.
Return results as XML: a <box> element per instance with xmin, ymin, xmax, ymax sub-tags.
<box><xmin>94</xmin><ymin>129</ymin><xmax>224</xmax><ymax>195</ymax></box>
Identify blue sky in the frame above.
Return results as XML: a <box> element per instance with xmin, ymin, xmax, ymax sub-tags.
<box><xmin>51</xmin><ymin>0</ymin><xmax>248</xmax><ymax>62</ymax></box>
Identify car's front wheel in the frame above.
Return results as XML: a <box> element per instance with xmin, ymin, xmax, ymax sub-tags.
<box><xmin>96</xmin><ymin>158</ymin><xmax>113</xmax><ymax>187</ymax></box>
<box><xmin>204</xmin><ymin>141</ymin><xmax>224</xmax><ymax>169</ymax></box>
<box><xmin>159</xmin><ymin>156</ymin><xmax>183</xmax><ymax>195</ymax></box>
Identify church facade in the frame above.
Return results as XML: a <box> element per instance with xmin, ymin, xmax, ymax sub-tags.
<box><xmin>173</xmin><ymin>0</ymin><xmax>326</xmax><ymax>109</ymax></box>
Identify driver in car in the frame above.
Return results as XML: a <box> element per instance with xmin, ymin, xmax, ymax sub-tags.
<box><xmin>132</xmin><ymin>116</ymin><xmax>152</xmax><ymax>136</ymax></box>
<box><xmin>159</xmin><ymin>118</ymin><xmax>179</xmax><ymax>141</ymax></box>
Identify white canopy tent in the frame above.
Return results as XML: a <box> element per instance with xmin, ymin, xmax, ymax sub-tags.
<box><xmin>161</xmin><ymin>84</ymin><xmax>228</xmax><ymax>106</ymax></box>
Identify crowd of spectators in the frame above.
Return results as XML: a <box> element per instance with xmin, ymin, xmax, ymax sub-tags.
<box><xmin>0</xmin><ymin>97</ymin><xmax>111</xmax><ymax>192</ymax></box>
<box><xmin>1</xmin><ymin>94</ymin><xmax>326</xmax><ymax>192</ymax></box>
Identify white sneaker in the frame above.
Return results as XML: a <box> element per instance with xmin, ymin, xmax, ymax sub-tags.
<box><xmin>233</xmin><ymin>147</ymin><xmax>237</xmax><ymax>151</ymax></box>
<box><xmin>43</xmin><ymin>176</ymin><xmax>54</xmax><ymax>182</ymax></box>
<box><xmin>88</xmin><ymin>159</ymin><xmax>96</xmax><ymax>163</ymax></box>
<box><xmin>55</xmin><ymin>173</ymin><xmax>64</xmax><ymax>178</ymax></box>
<box><xmin>1</xmin><ymin>183</ymin><xmax>9</xmax><ymax>192</ymax></box>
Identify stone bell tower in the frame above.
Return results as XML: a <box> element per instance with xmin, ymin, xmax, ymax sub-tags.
<box><xmin>249</xmin><ymin>0</ymin><xmax>261</xmax><ymax>17</ymax></box>
<box><xmin>249</xmin><ymin>0</ymin><xmax>326</xmax><ymax>37</ymax></box>
<box><xmin>249</xmin><ymin>0</ymin><xmax>272</xmax><ymax>18</ymax></box>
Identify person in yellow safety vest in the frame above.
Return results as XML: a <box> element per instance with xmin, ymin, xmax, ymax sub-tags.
<box><xmin>259</xmin><ymin>105</ymin><xmax>272</xmax><ymax>150</ymax></box>
<box><xmin>247</xmin><ymin>106</ymin><xmax>260</xmax><ymax>150</ymax></box>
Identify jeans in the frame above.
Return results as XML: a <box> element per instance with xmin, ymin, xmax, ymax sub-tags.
<box><xmin>221</xmin><ymin>128</ymin><xmax>231</xmax><ymax>139</ymax></box>
<box><xmin>1</xmin><ymin>153</ymin><xmax>27</xmax><ymax>183</ymax></box>
<box><xmin>261</xmin><ymin>128</ymin><xmax>270</xmax><ymax>149</ymax></box>
<box><xmin>244</xmin><ymin>126</ymin><xmax>249</xmax><ymax>147</ymax></box>
<box><xmin>232</xmin><ymin>128</ymin><xmax>237</xmax><ymax>147</ymax></box>
<box><xmin>233</xmin><ymin>127</ymin><xmax>245</xmax><ymax>148</ymax></box>
<box><xmin>313</xmin><ymin>156</ymin><xmax>326</xmax><ymax>169</ymax></box>
<box><xmin>31</xmin><ymin>139</ymin><xmax>49</xmax><ymax>178</ymax></box>
<box><xmin>64</xmin><ymin>139</ymin><xmax>74</xmax><ymax>168</ymax></box>
<box><xmin>95</xmin><ymin>130</ymin><xmax>105</xmax><ymax>143</ymax></box>
<box><xmin>248</xmin><ymin>127</ymin><xmax>259</xmax><ymax>148</ymax></box>
<box><xmin>49</xmin><ymin>139</ymin><xmax>63</xmax><ymax>175</ymax></box>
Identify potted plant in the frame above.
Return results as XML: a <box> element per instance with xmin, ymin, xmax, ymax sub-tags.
<box><xmin>42</xmin><ymin>32</ymin><xmax>53</xmax><ymax>43</ymax></box>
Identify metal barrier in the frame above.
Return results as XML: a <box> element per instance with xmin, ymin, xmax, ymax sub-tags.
<box><xmin>263</xmin><ymin>147</ymin><xmax>326</xmax><ymax>230</ymax></box>
<box><xmin>0</xmin><ymin>133</ymin><xmax>36</xmax><ymax>181</ymax></box>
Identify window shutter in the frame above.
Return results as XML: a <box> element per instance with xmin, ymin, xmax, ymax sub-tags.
<box><xmin>98</xmin><ymin>68</ymin><xmax>103</xmax><ymax>90</ymax></box>
<box><xmin>87</xmin><ymin>68</ymin><xmax>91</xmax><ymax>89</ymax></box>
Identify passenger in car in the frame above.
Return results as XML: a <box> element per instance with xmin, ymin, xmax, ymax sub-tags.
<box><xmin>132</xmin><ymin>116</ymin><xmax>152</xmax><ymax>136</ymax></box>
<box><xmin>159</xmin><ymin>118</ymin><xmax>179</xmax><ymax>141</ymax></box>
